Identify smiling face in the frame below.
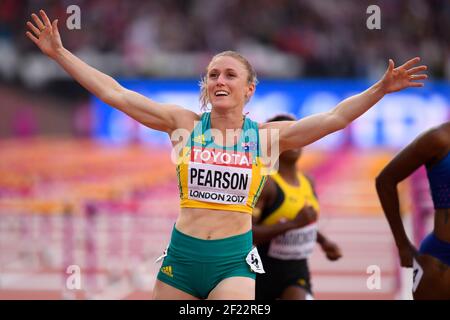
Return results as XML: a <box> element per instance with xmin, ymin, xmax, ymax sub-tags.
<box><xmin>206</xmin><ymin>56</ymin><xmax>255</xmax><ymax>111</ymax></box>
<box><xmin>200</xmin><ymin>52</ymin><xmax>257</xmax><ymax>112</ymax></box>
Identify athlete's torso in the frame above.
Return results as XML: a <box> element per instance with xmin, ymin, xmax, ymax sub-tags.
<box><xmin>174</xmin><ymin>112</ymin><xmax>267</xmax><ymax>239</ymax></box>
<box><xmin>175</xmin><ymin>207</ymin><xmax>252</xmax><ymax>239</ymax></box>
<box><xmin>427</xmin><ymin>149</ymin><xmax>450</xmax><ymax>242</ymax></box>
<box><xmin>258</xmin><ymin>172</ymin><xmax>320</xmax><ymax>260</ymax></box>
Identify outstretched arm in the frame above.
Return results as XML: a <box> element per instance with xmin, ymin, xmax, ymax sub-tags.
<box><xmin>26</xmin><ymin>10</ymin><xmax>197</xmax><ymax>134</ymax></box>
<box><xmin>262</xmin><ymin>58</ymin><xmax>428</xmax><ymax>152</ymax></box>
<box><xmin>375</xmin><ymin>126</ymin><xmax>446</xmax><ymax>267</ymax></box>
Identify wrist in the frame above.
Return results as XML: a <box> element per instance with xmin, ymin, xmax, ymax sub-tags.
<box><xmin>316</xmin><ymin>233</ymin><xmax>326</xmax><ymax>246</ymax></box>
<box><xmin>52</xmin><ymin>46</ymin><xmax>65</xmax><ymax>60</ymax></box>
<box><xmin>318</xmin><ymin>239</ymin><xmax>327</xmax><ymax>248</ymax></box>
<box><xmin>373</xmin><ymin>80</ymin><xmax>388</xmax><ymax>96</ymax></box>
<box><xmin>396</xmin><ymin>240</ymin><xmax>413</xmax><ymax>251</ymax></box>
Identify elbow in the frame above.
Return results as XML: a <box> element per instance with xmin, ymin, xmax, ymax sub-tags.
<box><xmin>375</xmin><ymin>176</ymin><xmax>382</xmax><ymax>196</ymax></box>
<box><xmin>375</xmin><ymin>174</ymin><xmax>385</xmax><ymax>192</ymax></box>
<box><xmin>375</xmin><ymin>173</ymin><xmax>395</xmax><ymax>195</ymax></box>
<box><xmin>336</xmin><ymin>118</ymin><xmax>349</xmax><ymax>131</ymax></box>
<box><xmin>99</xmin><ymin>86</ymin><xmax>124</xmax><ymax>107</ymax></box>
<box><xmin>329</xmin><ymin>111</ymin><xmax>350</xmax><ymax>131</ymax></box>
<box><xmin>98</xmin><ymin>90</ymin><xmax>114</xmax><ymax>106</ymax></box>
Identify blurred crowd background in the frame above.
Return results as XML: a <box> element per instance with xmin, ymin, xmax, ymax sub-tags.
<box><xmin>1</xmin><ymin>0</ymin><xmax>449</xmax><ymax>137</ymax></box>
<box><xmin>2</xmin><ymin>0</ymin><xmax>450</xmax><ymax>82</ymax></box>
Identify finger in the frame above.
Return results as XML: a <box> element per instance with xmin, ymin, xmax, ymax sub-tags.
<box><xmin>407</xmin><ymin>65</ymin><xmax>427</xmax><ymax>75</ymax></box>
<box><xmin>408</xmin><ymin>82</ymin><xmax>425</xmax><ymax>88</ymax></box>
<box><xmin>399</xmin><ymin>57</ymin><xmax>420</xmax><ymax>70</ymax></box>
<box><xmin>27</xmin><ymin>21</ymin><xmax>40</xmax><ymax>37</ymax></box>
<box><xmin>52</xmin><ymin>19</ymin><xmax>60</xmax><ymax>36</ymax></box>
<box><xmin>52</xmin><ymin>19</ymin><xmax>60</xmax><ymax>37</ymax></box>
<box><xmin>26</xmin><ymin>31</ymin><xmax>39</xmax><ymax>45</ymax></box>
<box><xmin>39</xmin><ymin>9</ymin><xmax>52</xmax><ymax>28</ymax></box>
<box><xmin>388</xmin><ymin>59</ymin><xmax>394</xmax><ymax>72</ymax></box>
<box><xmin>409</xmin><ymin>74</ymin><xmax>428</xmax><ymax>81</ymax></box>
<box><xmin>31</xmin><ymin>13</ymin><xmax>45</xmax><ymax>30</ymax></box>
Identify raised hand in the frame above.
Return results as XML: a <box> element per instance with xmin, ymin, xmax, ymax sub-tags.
<box><xmin>26</xmin><ymin>10</ymin><xmax>63</xmax><ymax>59</ymax></box>
<box><xmin>379</xmin><ymin>57</ymin><xmax>428</xmax><ymax>94</ymax></box>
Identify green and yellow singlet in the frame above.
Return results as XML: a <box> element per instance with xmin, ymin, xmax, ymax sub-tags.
<box><xmin>176</xmin><ymin>112</ymin><xmax>267</xmax><ymax>214</ymax></box>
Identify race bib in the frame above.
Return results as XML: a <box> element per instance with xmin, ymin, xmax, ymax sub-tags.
<box><xmin>412</xmin><ymin>257</ymin><xmax>424</xmax><ymax>292</ymax></box>
<box><xmin>268</xmin><ymin>223</ymin><xmax>318</xmax><ymax>260</ymax></box>
<box><xmin>246</xmin><ymin>247</ymin><xmax>265</xmax><ymax>274</ymax></box>
<box><xmin>188</xmin><ymin>147</ymin><xmax>252</xmax><ymax>205</ymax></box>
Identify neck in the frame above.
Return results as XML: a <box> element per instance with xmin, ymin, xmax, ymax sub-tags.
<box><xmin>209</xmin><ymin>108</ymin><xmax>245</xmax><ymax>146</ymax></box>
<box><xmin>277</xmin><ymin>161</ymin><xmax>298</xmax><ymax>181</ymax></box>
<box><xmin>210</xmin><ymin>107</ymin><xmax>244</xmax><ymax>131</ymax></box>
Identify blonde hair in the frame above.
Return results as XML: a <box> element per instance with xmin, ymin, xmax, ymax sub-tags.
<box><xmin>199</xmin><ymin>51</ymin><xmax>258</xmax><ymax>111</ymax></box>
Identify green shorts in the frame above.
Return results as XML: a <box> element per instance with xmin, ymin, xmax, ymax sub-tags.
<box><xmin>156</xmin><ymin>226</ymin><xmax>260</xmax><ymax>299</ymax></box>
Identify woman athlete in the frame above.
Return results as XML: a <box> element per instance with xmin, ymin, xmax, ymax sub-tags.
<box><xmin>376</xmin><ymin>122</ymin><xmax>450</xmax><ymax>299</ymax></box>
<box><xmin>27</xmin><ymin>9</ymin><xmax>427</xmax><ymax>300</ymax></box>
<box><xmin>253</xmin><ymin>114</ymin><xmax>342</xmax><ymax>300</ymax></box>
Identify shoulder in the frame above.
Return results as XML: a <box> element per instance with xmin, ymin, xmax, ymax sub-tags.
<box><xmin>244</xmin><ymin>115</ymin><xmax>259</xmax><ymax>129</ymax></box>
<box><xmin>378</xmin><ymin>123</ymin><xmax>449</xmax><ymax>176</ymax></box>
<box><xmin>417</xmin><ymin>123</ymin><xmax>449</xmax><ymax>148</ymax></box>
<box><xmin>302</xmin><ymin>173</ymin><xmax>315</xmax><ymax>188</ymax></box>
<box><xmin>430</xmin><ymin>122</ymin><xmax>450</xmax><ymax>147</ymax></box>
<box><xmin>409</xmin><ymin>123</ymin><xmax>449</xmax><ymax>160</ymax></box>
<box><xmin>301</xmin><ymin>173</ymin><xmax>318</xmax><ymax>197</ymax></box>
<box><xmin>258</xmin><ymin>121</ymin><xmax>295</xmax><ymax>130</ymax></box>
<box><xmin>172</xmin><ymin>109</ymin><xmax>202</xmax><ymax>133</ymax></box>
<box><xmin>421</xmin><ymin>122</ymin><xmax>450</xmax><ymax>163</ymax></box>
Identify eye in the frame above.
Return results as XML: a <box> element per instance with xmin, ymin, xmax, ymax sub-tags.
<box><xmin>209</xmin><ymin>73</ymin><xmax>218</xmax><ymax>79</ymax></box>
<box><xmin>227</xmin><ymin>73</ymin><xmax>237</xmax><ymax>78</ymax></box>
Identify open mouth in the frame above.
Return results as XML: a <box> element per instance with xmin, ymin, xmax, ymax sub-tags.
<box><xmin>214</xmin><ymin>90</ymin><xmax>229</xmax><ymax>97</ymax></box>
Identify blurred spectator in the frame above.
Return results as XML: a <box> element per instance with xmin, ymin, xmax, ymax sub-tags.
<box><xmin>0</xmin><ymin>0</ymin><xmax>449</xmax><ymax>84</ymax></box>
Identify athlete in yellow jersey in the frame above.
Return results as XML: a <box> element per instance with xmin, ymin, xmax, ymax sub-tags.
<box><xmin>27</xmin><ymin>10</ymin><xmax>428</xmax><ymax>299</ymax></box>
<box><xmin>253</xmin><ymin>115</ymin><xmax>342</xmax><ymax>300</ymax></box>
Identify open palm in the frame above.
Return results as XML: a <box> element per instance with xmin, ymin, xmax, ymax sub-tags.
<box><xmin>380</xmin><ymin>57</ymin><xmax>428</xmax><ymax>94</ymax></box>
<box><xmin>26</xmin><ymin>10</ymin><xmax>63</xmax><ymax>59</ymax></box>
